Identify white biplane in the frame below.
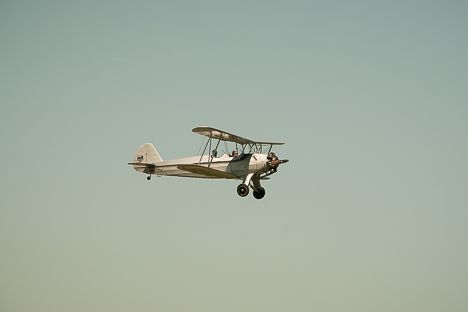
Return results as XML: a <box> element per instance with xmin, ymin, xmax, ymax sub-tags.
<box><xmin>128</xmin><ymin>127</ymin><xmax>288</xmax><ymax>199</ymax></box>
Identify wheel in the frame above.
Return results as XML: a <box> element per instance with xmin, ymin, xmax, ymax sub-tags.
<box><xmin>253</xmin><ymin>187</ymin><xmax>266</xmax><ymax>199</ymax></box>
<box><xmin>147</xmin><ymin>175</ymin><xmax>151</xmax><ymax>180</ymax></box>
<box><xmin>237</xmin><ymin>184</ymin><xmax>249</xmax><ymax>197</ymax></box>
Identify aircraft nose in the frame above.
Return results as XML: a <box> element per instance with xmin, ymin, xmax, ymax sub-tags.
<box><xmin>266</xmin><ymin>154</ymin><xmax>289</xmax><ymax>172</ymax></box>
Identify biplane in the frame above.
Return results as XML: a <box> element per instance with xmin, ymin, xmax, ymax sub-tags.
<box><xmin>128</xmin><ymin>127</ymin><xmax>288</xmax><ymax>199</ymax></box>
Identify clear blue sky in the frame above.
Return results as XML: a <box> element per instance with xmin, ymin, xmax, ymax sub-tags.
<box><xmin>1</xmin><ymin>1</ymin><xmax>467</xmax><ymax>311</ymax></box>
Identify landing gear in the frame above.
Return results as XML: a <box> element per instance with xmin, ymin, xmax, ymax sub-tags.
<box><xmin>237</xmin><ymin>184</ymin><xmax>249</xmax><ymax>197</ymax></box>
<box><xmin>236</xmin><ymin>173</ymin><xmax>266</xmax><ymax>199</ymax></box>
<box><xmin>253</xmin><ymin>187</ymin><xmax>266</xmax><ymax>199</ymax></box>
<box><xmin>237</xmin><ymin>173</ymin><xmax>254</xmax><ymax>197</ymax></box>
<box><xmin>147</xmin><ymin>175</ymin><xmax>152</xmax><ymax>180</ymax></box>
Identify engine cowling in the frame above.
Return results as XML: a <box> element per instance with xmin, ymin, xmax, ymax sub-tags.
<box><xmin>266</xmin><ymin>152</ymin><xmax>289</xmax><ymax>172</ymax></box>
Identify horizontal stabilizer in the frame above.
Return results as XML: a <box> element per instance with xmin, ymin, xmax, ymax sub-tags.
<box><xmin>127</xmin><ymin>163</ymin><xmax>156</xmax><ymax>168</ymax></box>
<box><xmin>177</xmin><ymin>164</ymin><xmax>237</xmax><ymax>179</ymax></box>
<box><xmin>128</xmin><ymin>162</ymin><xmax>156</xmax><ymax>174</ymax></box>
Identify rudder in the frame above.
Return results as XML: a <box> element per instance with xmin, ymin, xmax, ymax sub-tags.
<box><xmin>133</xmin><ymin>143</ymin><xmax>163</xmax><ymax>164</ymax></box>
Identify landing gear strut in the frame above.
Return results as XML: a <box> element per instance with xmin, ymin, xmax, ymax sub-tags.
<box><xmin>237</xmin><ymin>173</ymin><xmax>254</xmax><ymax>197</ymax></box>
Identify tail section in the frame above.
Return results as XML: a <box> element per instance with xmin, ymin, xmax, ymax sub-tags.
<box><xmin>132</xmin><ymin>143</ymin><xmax>163</xmax><ymax>164</ymax></box>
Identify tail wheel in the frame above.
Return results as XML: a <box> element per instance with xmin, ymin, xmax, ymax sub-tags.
<box><xmin>237</xmin><ymin>184</ymin><xmax>249</xmax><ymax>197</ymax></box>
<box><xmin>147</xmin><ymin>175</ymin><xmax>151</xmax><ymax>180</ymax></box>
<box><xmin>253</xmin><ymin>187</ymin><xmax>266</xmax><ymax>199</ymax></box>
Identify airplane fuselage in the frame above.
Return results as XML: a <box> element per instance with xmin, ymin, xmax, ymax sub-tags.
<box><xmin>134</xmin><ymin>153</ymin><xmax>269</xmax><ymax>179</ymax></box>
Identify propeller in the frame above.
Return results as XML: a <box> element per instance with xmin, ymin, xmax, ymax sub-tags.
<box><xmin>266</xmin><ymin>152</ymin><xmax>289</xmax><ymax>172</ymax></box>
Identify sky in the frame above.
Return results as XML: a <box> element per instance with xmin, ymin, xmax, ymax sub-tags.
<box><xmin>1</xmin><ymin>0</ymin><xmax>467</xmax><ymax>311</ymax></box>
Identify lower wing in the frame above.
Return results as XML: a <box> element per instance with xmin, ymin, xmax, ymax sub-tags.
<box><xmin>177</xmin><ymin>164</ymin><xmax>237</xmax><ymax>179</ymax></box>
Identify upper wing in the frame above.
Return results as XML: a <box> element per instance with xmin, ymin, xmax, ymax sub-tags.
<box><xmin>177</xmin><ymin>164</ymin><xmax>237</xmax><ymax>179</ymax></box>
<box><xmin>192</xmin><ymin>126</ymin><xmax>284</xmax><ymax>145</ymax></box>
<box><xmin>192</xmin><ymin>127</ymin><xmax>252</xmax><ymax>144</ymax></box>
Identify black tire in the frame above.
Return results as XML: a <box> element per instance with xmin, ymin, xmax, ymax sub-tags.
<box><xmin>237</xmin><ymin>184</ymin><xmax>249</xmax><ymax>197</ymax></box>
<box><xmin>253</xmin><ymin>187</ymin><xmax>266</xmax><ymax>199</ymax></box>
<box><xmin>147</xmin><ymin>176</ymin><xmax>151</xmax><ymax>180</ymax></box>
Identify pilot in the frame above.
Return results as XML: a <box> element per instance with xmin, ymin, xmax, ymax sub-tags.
<box><xmin>212</xmin><ymin>149</ymin><xmax>218</xmax><ymax>158</ymax></box>
<box><xmin>230</xmin><ymin>150</ymin><xmax>238</xmax><ymax>158</ymax></box>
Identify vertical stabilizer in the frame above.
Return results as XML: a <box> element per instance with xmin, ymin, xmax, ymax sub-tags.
<box><xmin>133</xmin><ymin>143</ymin><xmax>163</xmax><ymax>164</ymax></box>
